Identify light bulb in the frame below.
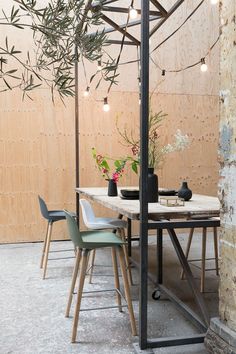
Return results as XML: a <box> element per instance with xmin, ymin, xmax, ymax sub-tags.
<box><xmin>129</xmin><ymin>6</ymin><xmax>138</xmax><ymax>19</ymax></box>
<box><xmin>139</xmin><ymin>94</ymin><xmax>141</xmax><ymax>105</ymax></box>
<box><xmin>200</xmin><ymin>58</ymin><xmax>208</xmax><ymax>72</ymax></box>
<box><xmin>211</xmin><ymin>0</ymin><xmax>218</xmax><ymax>4</ymax></box>
<box><xmin>83</xmin><ymin>86</ymin><xmax>90</xmax><ymax>97</ymax></box>
<box><xmin>97</xmin><ymin>60</ymin><xmax>102</xmax><ymax>71</ymax></box>
<box><xmin>103</xmin><ymin>97</ymin><xmax>110</xmax><ymax>112</ymax></box>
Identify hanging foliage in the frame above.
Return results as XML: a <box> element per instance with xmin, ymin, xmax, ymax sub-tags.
<box><xmin>0</xmin><ymin>0</ymin><xmax>117</xmax><ymax>99</ymax></box>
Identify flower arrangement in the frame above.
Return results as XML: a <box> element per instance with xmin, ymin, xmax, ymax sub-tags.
<box><xmin>92</xmin><ymin>148</ymin><xmax>126</xmax><ymax>183</ymax></box>
<box><xmin>116</xmin><ymin>109</ymin><xmax>189</xmax><ymax>172</ymax></box>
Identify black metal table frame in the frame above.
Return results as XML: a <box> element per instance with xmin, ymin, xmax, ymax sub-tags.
<box><xmin>129</xmin><ymin>217</ymin><xmax>220</xmax><ymax>350</ymax></box>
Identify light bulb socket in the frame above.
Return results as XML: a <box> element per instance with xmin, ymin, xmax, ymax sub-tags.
<box><xmin>201</xmin><ymin>58</ymin><xmax>205</xmax><ymax>64</ymax></box>
<box><xmin>83</xmin><ymin>87</ymin><xmax>89</xmax><ymax>97</ymax></box>
<box><xmin>162</xmin><ymin>69</ymin><xmax>166</xmax><ymax>76</ymax></box>
<box><xmin>97</xmin><ymin>60</ymin><xmax>102</xmax><ymax>70</ymax></box>
<box><xmin>103</xmin><ymin>97</ymin><xmax>110</xmax><ymax>112</ymax></box>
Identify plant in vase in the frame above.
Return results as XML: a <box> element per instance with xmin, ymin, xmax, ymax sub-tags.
<box><xmin>116</xmin><ymin>109</ymin><xmax>190</xmax><ymax>201</ymax></box>
<box><xmin>92</xmin><ymin>148</ymin><xmax>127</xmax><ymax>196</ymax></box>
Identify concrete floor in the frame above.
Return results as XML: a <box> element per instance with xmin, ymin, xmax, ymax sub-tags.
<box><xmin>0</xmin><ymin>232</ymin><xmax>219</xmax><ymax>354</ymax></box>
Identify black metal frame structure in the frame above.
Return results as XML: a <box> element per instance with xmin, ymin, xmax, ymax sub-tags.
<box><xmin>74</xmin><ymin>0</ymin><xmax>221</xmax><ymax>351</ymax></box>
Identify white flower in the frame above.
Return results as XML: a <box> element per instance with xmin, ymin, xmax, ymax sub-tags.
<box><xmin>162</xmin><ymin>130</ymin><xmax>189</xmax><ymax>155</ymax></box>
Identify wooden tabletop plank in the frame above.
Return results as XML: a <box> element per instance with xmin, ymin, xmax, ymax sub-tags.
<box><xmin>76</xmin><ymin>187</ymin><xmax>220</xmax><ymax>220</ymax></box>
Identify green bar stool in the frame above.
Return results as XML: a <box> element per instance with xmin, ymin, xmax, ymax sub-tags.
<box><xmin>64</xmin><ymin>210</ymin><xmax>137</xmax><ymax>343</ymax></box>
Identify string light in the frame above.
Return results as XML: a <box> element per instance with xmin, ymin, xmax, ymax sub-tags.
<box><xmin>129</xmin><ymin>6</ymin><xmax>138</xmax><ymax>19</ymax></box>
<box><xmin>97</xmin><ymin>60</ymin><xmax>102</xmax><ymax>71</ymax></box>
<box><xmin>83</xmin><ymin>86</ymin><xmax>90</xmax><ymax>97</ymax></box>
<box><xmin>211</xmin><ymin>0</ymin><xmax>218</xmax><ymax>4</ymax></box>
<box><xmin>200</xmin><ymin>58</ymin><xmax>208</xmax><ymax>72</ymax></box>
<box><xmin>103</xmin><ymin>97</ymin><xmax>110</xmax><ymax>112</ymax></box>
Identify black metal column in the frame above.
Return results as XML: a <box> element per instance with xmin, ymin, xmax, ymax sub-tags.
<box><xmin>139</xmin><ymin>0</ymin><xmax>150</xmax><ymax>350</ymax></box>
<box><xmin>75</xmin><ymin>46</ymin><xmax>80</xmax><ymax>224</ymax></box>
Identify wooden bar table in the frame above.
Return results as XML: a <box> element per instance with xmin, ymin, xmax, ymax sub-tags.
<box><xmin>76</xmin><ymin>187</ymin><xmax>220</xmax><ymax>349</ymax></box>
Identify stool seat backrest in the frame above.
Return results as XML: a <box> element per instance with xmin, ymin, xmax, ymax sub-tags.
<box><xmin>80</xmin><ymin>199</ymin><xmax>96</xmax><ymax>228</ymax></box>
<box><xmin>38</xmin><ymin>195</ymin><xmax>50</xmax><ymax>220</ymax></box>
<box><xmin>64</xmin><ymin>210</ymin><xmax>84</xmax><ymax>249</ymax></box>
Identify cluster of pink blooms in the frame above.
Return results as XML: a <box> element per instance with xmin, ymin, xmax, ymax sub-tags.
<box><xmin>112</xmin><ymin>168</ymin><xmax>124</xmax><ymax>183</ymax></box>
<box><xmin>112</xmin><ymin>172</ymin><xmax>120</xmax><ymax>183</ymax></box>
<box><xmin>94</xmin><ymin>150</ymin><xmax>126</xmax><ymax>183</ymax></box>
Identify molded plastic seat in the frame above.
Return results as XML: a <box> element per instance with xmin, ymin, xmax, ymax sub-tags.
<box><xmin>79</xmin><ymin>198</ymin><xmax>132</xmax><ymax>284</ymax></box>
<box><xmin>64</xmin><ymin>210</ymin><xmax>137</xmax><ymax>343</ymax></box>
<box><xmin>80</xmin><ymin>198</ymin><xmax>127</xmax><ymax>230</ymax></box>
<box><xmin>38</xmin><ymin>195</ymin><xmax>75</xmax><ymax>279</ymax></box>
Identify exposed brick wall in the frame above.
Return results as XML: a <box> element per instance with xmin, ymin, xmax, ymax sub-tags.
<box><xmin>218</xmin><ymin>0</ymin><xmax>236</xmax><ymax>332</ymax></box>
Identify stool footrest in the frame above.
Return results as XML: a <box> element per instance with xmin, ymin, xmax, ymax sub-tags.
<box><xmin>80</xmin><ymin>304</ymin><xmax>128</xmax><ymax>312</ymax></box>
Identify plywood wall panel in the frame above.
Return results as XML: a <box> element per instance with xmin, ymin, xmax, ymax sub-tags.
<box><xmin>0</xmin><ymin>1</ymin><xmax>219</xmax><ymax>243</ymax></box>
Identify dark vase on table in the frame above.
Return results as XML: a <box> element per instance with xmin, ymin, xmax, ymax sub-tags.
<box><xmin>178</xmin><ymin>181</ymin><xmax>192</xmax><ymax>201</ymax></box>
<box><xmin>147</xmin><ymin>167</ymin><xmax>159</xmax><ymax>203</ymax></box>
<box><xmin>107</xmin><ymin>179</ymin><xmax>118</xmax><ymax>197</ymax></box>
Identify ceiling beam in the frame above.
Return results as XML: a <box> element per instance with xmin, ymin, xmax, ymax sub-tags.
<box><xmin>90</xmin><ymin>15</ymin><xmax>159</xmax><ymax>37</ymax></box>
<box><xmin>105</xmin><ymin>39</ymin><xmax>138</xmax><ymax>46</ymax></box>
<box><xmin>102</xmin><ymin>0</ymin><xmax>119</xmax><ymax>4</ymax></box>
<box><xmin>101</xmin><ymin>6</ymin><xmax>162</xmax><ymax>17</ymax></box>
<box><xmin>150</xmin><ymin>0</ymin><xmax>185</xmax><ymax>37</ymax></box>
<box><xmin>150</xmin><ymin>0</ymin><xmax>167</xmax><ymax>16</ymax></box>
<box><xmin>101</xmin><ymin>14</ymin><xmax>140</xmax><ymax>45</ymax></box>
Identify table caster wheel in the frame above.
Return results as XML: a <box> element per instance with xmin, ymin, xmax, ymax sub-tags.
<box><xmin>152</xmin><ymin>289</ymin><xmax>161</xmax><ymax>300</ymax></box>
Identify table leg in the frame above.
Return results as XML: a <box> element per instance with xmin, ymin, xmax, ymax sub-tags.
<box><xmin>127</xmin><ymin>218</ymin><xmax>132</xmax><ymax>257</ymax></box>
<box><xmin>167</xmin><ymin>228</ymin><xmax>210</xmax><ymax>326</ymax></box>
<box><xmin>156</xmin><ymin>229</ymin><xmax>163</xmax><ymax>285</ymax></box>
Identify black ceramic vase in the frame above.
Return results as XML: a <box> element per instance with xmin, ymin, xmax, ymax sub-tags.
<box><xmin>147</xmin><ymin>168</ymin><xmax>159</xmax><ymax>203</ymax></box>
<box><xmin>108</xmin><ymin>179</ymin><xmax>118</xmax><ymax>197</ymax></box>
<box><xmin>178</xmin><ymin>181</ymin><xmax>192</xmax><ymax>201</ymax></box>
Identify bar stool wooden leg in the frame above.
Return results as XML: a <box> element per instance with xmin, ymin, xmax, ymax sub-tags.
<box><xmin>111</xmin><ymin>247</ymin><xmax>122</xmax><ymax>312</ymax></box>
<box><xmin>119</xmin><ymin>228</ymin><xmax>133</xmax><ymax>286</ymax></box>
<box><xmin>117</xmin><ymin>246</ymin><xmax>137</xmax><ymax>336</ymax></box>
<box><xmin>65</xmin><ymin>248</ymin><xmax>82</xmax><ymax>318</ymax></box>
<box><xmin>213</xmin><ymin>226</ymin><xmax>219</xmax><ymax>276</ymax></box>
<box><xmin>40</xmin><ymin>222</ymin><xmax>49</xmax><ymax>269</ymax></box>
<box><xmin>71</xmin><ymin>249</ymin><xmax>89</xmax><ymax>343</ymax></box>
<box><xmin>42</xmin><ymin>221</ymin><xmax>53</xmax><ymax>279</ymax></box>
<box><xmin>201</xmin><ymin>227</ymin><xmax>207</xmax><ymax>293</ymax></box>
<box><xmin>88</xmin><ymin>249</ymin><xmax>96</xmax><ymax>284</ymax></box>
<box><xmin>181</xmin><ymin>228</ymin><xmax>194</xmax><ymax>279</ymax></box>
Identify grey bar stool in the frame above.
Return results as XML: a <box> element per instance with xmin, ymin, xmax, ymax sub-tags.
<box><xmin>38</xmin><ymin>195</ymin><xmax>75</xmax><ymax>279</ymax></box>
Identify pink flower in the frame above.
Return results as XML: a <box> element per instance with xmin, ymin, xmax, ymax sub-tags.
<box><xmin>112</xmin><ymin>172</ymin><xmax>119</xmax><ymax>183</ymax></box>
